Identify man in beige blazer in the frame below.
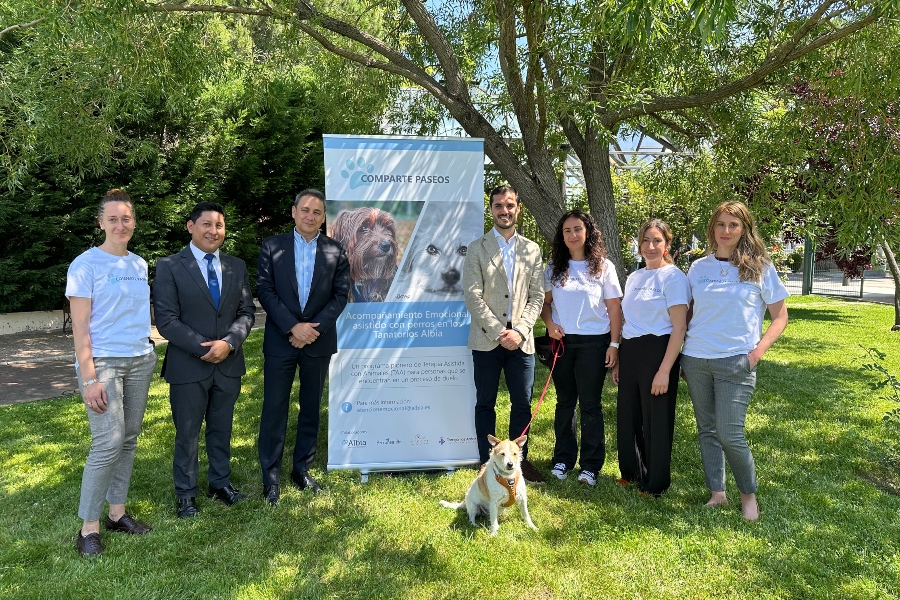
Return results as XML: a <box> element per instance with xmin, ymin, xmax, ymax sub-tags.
<box><xmin>463</xmin><ymin>185</ymin><xmax>546</xmax><ymax>484</ymax></box>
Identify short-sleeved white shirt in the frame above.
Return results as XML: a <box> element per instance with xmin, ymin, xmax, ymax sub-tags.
<box><xmin>65</xmin><ymin>247</ymin><xmax>154</xmax><ymax>361</ymax></box>
<box><xmin>621</xmin><ymin>264</ymin><xmax>690</xmax><ymax>339</ymax></box>
<box><xmin>682</xmin><ymin>255</ymin><xmax>789</xmax><ymax>359</ymax></box>
<box><xmin>544</xmin><ymin>258</ymin><xmax>622</xmax><ymax>335</ymax></box>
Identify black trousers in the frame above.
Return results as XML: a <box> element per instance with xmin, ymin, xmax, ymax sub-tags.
<box><xmin>472</xmin><ymin>346</ymin><xmax>535</xmax><ymax>464</ymax></box>
<box><xmin>170</xmin><ymin>371</ymin><xmax>241</xmax><ymax>499</ymax></box>
<box><xmin>550</xmin><ymin>333</ymin><xmax>610</xmax><ymax>473</ymax></box>
<box><xmin>258</xmin><ymin>351</ymin><xmax>331</xmax><ymax>485</ymax></box>
<box><xmin>616</xmin><ymin>334</ymin><xmax>679</xmax><ymax>495</ymax></box>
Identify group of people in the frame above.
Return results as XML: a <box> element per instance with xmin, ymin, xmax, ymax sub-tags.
<box><xmin>67</xmin><ymin>188</ymin><xmax>350</xmax><ymax>556</ymax></box>
<box><xmin>66</xmin><ymin>183</ymin><xmax>787</xmax><ymax>557</ymax></box>
<box><xmin>465</xmin><ymin>186</ymin><xmax>788</xmax><ymax>524</ymax></box>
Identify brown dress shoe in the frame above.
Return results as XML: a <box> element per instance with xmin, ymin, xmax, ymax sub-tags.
<box><xmin>76</xmin><ymin>531</ymin><xmax>104</xmax><ymax>556</ymax></box>
<box><xmin>104</xmin><ymin>513</ymin><xmax>152</xmax><ymax>535</ymax></box>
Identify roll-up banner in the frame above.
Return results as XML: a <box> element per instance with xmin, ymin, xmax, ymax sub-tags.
<box><xmin>324</xmin><ymin>135</ymin><xmax>484</xmax><ymax>472</ymax></box>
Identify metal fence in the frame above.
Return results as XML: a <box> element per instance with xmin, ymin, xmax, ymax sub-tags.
<box><xmin>783</xmin><ymin>244</ymin><xmax>865</xmax><ymax>299</ymax></box>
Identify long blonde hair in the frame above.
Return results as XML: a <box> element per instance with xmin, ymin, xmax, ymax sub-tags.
<box><xmin>706</xmin><ymin>201</ymin><xmax>769</xmax><ymax>282</ymax></box>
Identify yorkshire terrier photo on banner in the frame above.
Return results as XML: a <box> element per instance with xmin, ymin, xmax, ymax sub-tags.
<box><xmin>330</xmin><ymin>207</ymin><xmax>399</xmax><ymax>302</ymax></box>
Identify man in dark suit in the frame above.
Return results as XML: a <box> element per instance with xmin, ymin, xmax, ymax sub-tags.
<box><xmin>153</xmin><ymin>202</ymin><xmax>256</xmax><ymax>518</ymax></box>
<box><xmin>256</xmin><ymin>188</ymin><xmax>350</xmax><ymax>505</ymax></box>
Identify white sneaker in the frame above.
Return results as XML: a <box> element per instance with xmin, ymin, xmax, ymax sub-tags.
<box><xmin>550</xmin><ymin>463</ymin><xmax>569</xmax><ymax>480</ymax></box>
<box><xmin>577</xmin><ymin>470</ymin><xmax>597</xmax><ymax>486</ymax></box>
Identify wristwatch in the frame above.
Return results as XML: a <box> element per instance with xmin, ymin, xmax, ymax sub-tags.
<box><xmin>82</xmin><ymin>379</ymin><xmax>99</xmax><ymax>388</ymax></box>
<box><xmin>609</xmin><ymin>342</ymin><xmax>620</xmax><ymax>349</ymax></box>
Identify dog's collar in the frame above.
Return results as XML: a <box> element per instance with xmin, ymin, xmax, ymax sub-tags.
<box><xmin>492</xmin><ymin>467</ymin><xmax>519</xmax><ymax>508</ymax></box>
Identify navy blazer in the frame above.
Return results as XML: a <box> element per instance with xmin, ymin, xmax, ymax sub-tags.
<box><xmin>153</xmin><ymin>247</ymin><xmax>256</xmax><ymax>385</ymax></box>
<box><xmin>256</xmin><ymin>231</ymin><xmax>350</xmax><ymax>357</ymax></box>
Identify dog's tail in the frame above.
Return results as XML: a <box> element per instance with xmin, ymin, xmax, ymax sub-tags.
<box><xmin>439</xmin><ymin>500</ymin><xmax>465</xmax><ymax>510</ymax></box>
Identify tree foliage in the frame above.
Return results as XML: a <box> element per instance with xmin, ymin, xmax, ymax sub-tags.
<box><xmin>1</xmin><ymin>0</ymin><xmax>895</xmax><ymax>291</ymax></box>
<box><xmin>0</xmin><ymin>3</ymin><xmax>394</xmax><ymax>312</ymax></box>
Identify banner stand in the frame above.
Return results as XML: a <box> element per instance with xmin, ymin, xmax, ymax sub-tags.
<box><xmin>323</xmin><ymin>135</ymin><xmax>485</xmax><ymax>473</ymax></box>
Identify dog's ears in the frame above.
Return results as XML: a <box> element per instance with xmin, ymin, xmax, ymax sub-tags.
<box><xmin>513</xmin><ymin>435</ymin><xmax>527</xmax><ymax>449</ymax></box>
<box><xmin>487</xmin><ymin>434</ymin><xmax>501</xmax><ymax>447</ymax></box>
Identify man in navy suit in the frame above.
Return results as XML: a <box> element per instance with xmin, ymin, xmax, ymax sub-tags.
<box><xmin>153</xmin><ymin>202</ymin><xmax>256</xmax><ymax>518</ymax></box>
<box><xmin>256</xmin><ymin>188</ymin><xmax>350</xmax><ymax>505</ymax></box>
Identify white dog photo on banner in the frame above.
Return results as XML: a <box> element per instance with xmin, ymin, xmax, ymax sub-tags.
<box><xmin>391</xmin><ymin>201</ymin><xmax>484</xmax><ymax>302</ymax></box>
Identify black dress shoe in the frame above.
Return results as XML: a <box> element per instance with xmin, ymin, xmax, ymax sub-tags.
<box><xmin>76</xmin><ymin>530</ymin><xmax>104</xmax><ymax>556</ymax></box>
<box><xmin>176</xmin><ymin>497</ymin><xmax>200</xmax><ymax>519</ymax></box>
<box><xmin>207</xmin><ymin>483</ymin><xmax>246</xmax><ymax>506</ymax></box>
<box><xmin>104</xmin><ymin>513</ymin><xmax>152</xmax><ymax>534</ymax></box>
<box><xmin>262</xmin><ymin>484</ymin><xmax>280</xmax><ymax>506</ymax></box>
<box><xmin>290</xmin><ymin>470</ymin><xmax>322</xmax><ymax>493</ymax></box>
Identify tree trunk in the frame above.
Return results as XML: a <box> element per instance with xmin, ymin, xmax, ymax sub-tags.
<box><xmin>880</xmin><ymin>240</ymin><xmax>900</xmax><ymax>331</ymax></box>
<box><xmin>447</xmin><ymin>104</ymin><xmax>564</xmax><ymax>242</ymax></box>
<box><xmin>580</xmin><ymin>134</ymin><xmax>626</xmax><ymax>289</ymax></box>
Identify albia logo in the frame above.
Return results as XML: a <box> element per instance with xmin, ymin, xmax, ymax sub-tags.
<box><xmin>341</xmin><ymin>157</ymin><xmax>375</xmax><ymax>189</ymax></box>
<box><xmin>107</xmin><ymin>274</ymin><xmax>120</xmax><ymax>285</ymax></box>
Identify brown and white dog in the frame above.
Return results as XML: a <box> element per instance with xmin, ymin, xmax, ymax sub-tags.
<box><xmin>330</xmin><ymin>207</ymin><xmax>398</xmax><ymax>302</ymax></box>
<box><xmin>440</xmin><ymin>435</ymin><xmax>538</xmax><ymax>536</ymax></box>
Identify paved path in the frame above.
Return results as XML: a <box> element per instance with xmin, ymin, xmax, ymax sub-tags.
<box><xmin>0</xmin><ymin>307</ymin><xmax>266</xmax><ymax>406</ymax></box>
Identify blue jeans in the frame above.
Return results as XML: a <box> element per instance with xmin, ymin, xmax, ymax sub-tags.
<box><xmin>472</xmin><ymin>346</ymin><xmax>535</xmax><ymax>464</ymax></box>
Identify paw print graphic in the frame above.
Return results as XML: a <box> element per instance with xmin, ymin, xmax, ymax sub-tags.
<box><xmin>340</xmin><ymin>157</ymin><xmax>374</xmax><ymax>189</ymax></box>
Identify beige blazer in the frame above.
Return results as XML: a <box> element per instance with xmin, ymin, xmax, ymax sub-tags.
<box><xmin>463</xmin><ymin>230</ymin><xmax>545</xmax><ymax>353</ymax></box>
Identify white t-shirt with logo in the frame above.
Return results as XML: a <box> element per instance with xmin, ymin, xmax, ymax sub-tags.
<box><xmin>682</xmin><ymin>255</ymin><xmax>789</xmax><ymax>359</ymax></box>
<box><xmin>544</xmin><ymin>259</ymin><xmax>622</xmax><ymax>335</ymax></box>
<box><xmin>66</xmin><ymin>247</ymin><xmax>154</xmax><ymax>361</ymax></box>
<box><xmin>621</xmin><ymin>264</ymin><xmax>690</xmax><ymax>339</ymax></box>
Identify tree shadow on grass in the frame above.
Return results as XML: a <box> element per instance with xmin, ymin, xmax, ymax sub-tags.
<box><xmin>4</xmin><ymin>329</ymin><xmax>900</xmax><ymax>598</ymax></box>
<box><xmin>785</xmin><ymin>306</ymin><xmax>855</xmax><ymax>323</ymax></box>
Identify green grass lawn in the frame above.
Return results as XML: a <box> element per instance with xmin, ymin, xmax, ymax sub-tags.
<box><xmin>2</xmin><ymin>295</ymin><xmax>899</xmax><ymax>599</ymax></box>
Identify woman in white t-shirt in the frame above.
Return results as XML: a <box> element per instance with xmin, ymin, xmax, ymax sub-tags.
<box><xmin>66</xmin><ymin>189</ymin><xmax>157</xmax><ymax>556</ymax></box>
<box><xmin>681</xmin><ymin>201</ymin><xmax>789</xmax><ymax>520</ymax></box>
<box><xmin>541</xmin><ymin>209</ymin><xmax>622</xmax><ymax>487</ymax></box>
<box><xmin>613</xmin><ymin>219</ymin><xmax>689</xmax><ymax>497</ymax></box>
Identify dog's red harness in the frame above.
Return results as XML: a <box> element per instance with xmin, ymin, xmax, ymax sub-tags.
<box><xmin>494</xmin><ymin>473</ymin><xmax>520</xmax><ymax>508</ymax></box>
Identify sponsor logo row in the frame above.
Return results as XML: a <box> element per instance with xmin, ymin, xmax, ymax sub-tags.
<box><xmin>341</xmin><ymin>435</ymin><xmax>477</xmax><ymax>449</ymax></box>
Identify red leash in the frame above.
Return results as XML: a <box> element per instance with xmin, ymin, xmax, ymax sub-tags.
<box><xmin>520</xmin><ymin>338</ymin><xmax>563</xmax><ymax>438</ymax></box>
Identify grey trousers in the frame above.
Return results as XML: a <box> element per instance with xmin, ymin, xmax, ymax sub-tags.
<box><xmin>76</xmin><ymin>351</ymin><xmax>156</xmax><ymax>521</ymax></box>
<box><xmin>681</xmin><ymin>353</ymin><xmax>758</xmax><ymax>494</ymax></box>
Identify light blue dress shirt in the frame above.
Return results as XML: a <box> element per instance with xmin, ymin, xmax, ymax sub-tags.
<box><xmin>294</xmin><ymin>229</ymin><xmax>319</xmax><ymax>310</ymax></box>
<box><xmin>189</xmin><ymin>242</ymin><xmax>222</xmax><ymax>288</ymax></box>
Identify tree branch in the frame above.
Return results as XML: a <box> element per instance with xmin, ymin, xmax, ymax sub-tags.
<box><xmin>0</xmin><ymin>17</ymin><xmax>45</xmax><ymax>42</ymax></box>
<box><xmin>639</xmin><ymin>123</ymin><xmax>683</xmax><ymax>151</ymax></box>
<box><xmin>399</xmin><ymin>0</ymin><xmax>470</xmax><ymax>102</ymax></box>
<box><xmin>151</xmin><ymin>3</ymin><xmax>273</xmax><ymax>16</ymax></box>
<box><xmin>607</xmin><ymin>2</ymin><xmax>885</xmax><ymax>124</ymax></box>
<box><xmin>647</xmin><ymin>114</ymin><xmax>704</xmax><ymax>141</ymax></box>
<box><xmin>541</xmin><ymin>51</ymin><xmax>586</xmax><ymax>158</ymax></box>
